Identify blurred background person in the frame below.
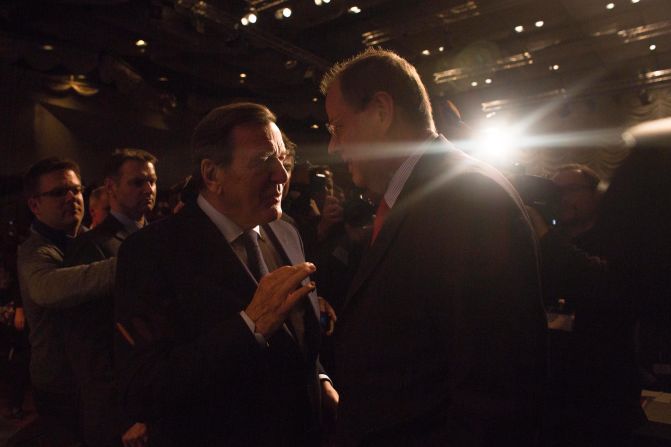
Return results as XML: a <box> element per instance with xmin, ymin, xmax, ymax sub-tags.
<box><xmin>88</xmin><ymin>186</ymin><xmax>110</xmax><ymax>229</ymax></box>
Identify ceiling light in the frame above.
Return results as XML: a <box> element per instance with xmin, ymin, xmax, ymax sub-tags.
<box><xmin>41</xmin><ymin>44</ymin><xmax>54</xmax><ymax>51</ymax></box>
<box><xmin>348</xmin><ymin>6</ymin><xmax>361</xmax><ymax>14</ymax></box>
<box><xmin>240</xmin><ymin>73</ymin><xmax>247</xmax><ymax>78</ymax></box>
<box><xmin>485</xmin><ymin>78</ymin><xmax>492</xmax><ymax>84</ymax></box>
<box><xmin>606</xmin><ymin>2</ymin><xmax>615</xmax><ymax>9</ymax></box>
<box><xmin>312</xmin><ymin>97</ymin><xmax>319</xmax><ymax>102</ymax></box>
<box><xmin>649</xmin><ymin>44</ymin><xmax>656</xmax><ymax>50</ymax></box>
<box><xmin>278</xmin><ymin>7</ymin><xmax>292</xmax><ymax>18</ymax></box>
<box><xmin>549</xmin><ymin>64</ymin><xmax>559</xmax><ymax>71</ymax></box>
<box><xmin>323</xmin><ymin>0</ymin><xmax>330</xmax><ymax>2</ymax></box>
<box><xmin>158</xmin><ymin>76</ymin><xmax>169</xmax><ymax>82</ymax></box>
<box><xmin>421</xmin><ymin>49</ymin><xmax>430</xmax><ymax>56</ymax></box>
<box><xmin>631</xmin><ymin>0</ymin><xmax>640</xmax><ymax>3</ymax></box>
<box><xmin>315</xmin><ymin>0</ymin><xmax>322</xmax><ymax>4</ymax></box>
<box><xmin>241</xmin><ymin>12</ymin><xmax>257</xmax><ymax>25</ymax></box>
<box><xmin>471</xmin><ymin>81</ymin><xmax>478</xmax><ymax>87</ymax></box>
<box><xmin>514</xmin><ymin>25</ymin><xmax>524</xmax><ymax>33</ymax></box>
<box><xmin>438</xmin><ymin>46</ymin><xmax>444</xmax><ymax>52</ymax></box>
<box><xmin>135</xmin><ymin>39</ymin><xmax>147</xmax><ymax>47</ymax></box>
<box><xmin>535</xmin><ymin>20</ymin><xmax>544</xmax><ymax>28</ymax></box>
<box><xmin>311</xmin><ymin>124</ymin><xmax>319</xmax><ymax>129</ymax></box>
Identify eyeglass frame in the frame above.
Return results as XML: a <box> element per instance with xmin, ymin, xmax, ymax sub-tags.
<box><xmin>33</xmin><ymin>185</ymin><xmax>83</xmax><ymax>199</ymax></box>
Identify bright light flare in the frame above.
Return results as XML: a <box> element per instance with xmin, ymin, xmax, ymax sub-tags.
<box><xmin>472</xmin><ymin>126</ymin><xmax>518</xmax><ymax>164</ymax></box>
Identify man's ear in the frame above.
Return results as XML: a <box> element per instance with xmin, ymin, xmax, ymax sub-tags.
<box><xmin>104</xmin><ymin>177</ymin><xmax>116</xmax><ymax>197</ymax></box>
<box><xmin>369</xmin><ymin>91</ymin><xmax>395</xmax><ymax>134</ymax></box>
<box><xmin>27</xmin><ymin>197</ymin><xmax>39</xmax><ymax>216</ymax></box>
<box><xmin>201</xmin><ymin>159</ymin><xmax>222</xmax><ymax>194</ymax></box>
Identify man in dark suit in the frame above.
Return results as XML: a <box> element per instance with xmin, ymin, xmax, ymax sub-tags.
<box><xmin>321</xmin><ymin>48</ymin><xmax>547</xmax><ymax>446</ymax></box>
<box><xmin>114</xmin><ymin>102</ymin><xmax>337</xmax><ymax>446</ymax></box>
<box><xmin>65</xmin><ymin>149</ymin><xmax>158</xmax><ymax>446</ymax></box>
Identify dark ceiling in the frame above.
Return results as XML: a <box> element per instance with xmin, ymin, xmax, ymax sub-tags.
<box><xmin>1</xmin><ymin>0</ymin><xmax>670</xmax><ymax>134</ymax></box>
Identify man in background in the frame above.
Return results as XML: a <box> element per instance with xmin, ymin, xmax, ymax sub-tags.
<box><xmin>89</xmin><ymin>185</ymin><xmax>110</xmax><ymax>228</ymax></box>
<box><xmin>65</xmin><ymin>148</ymin><xmax>157</xmax><ymax>446</ymax></box>
<box><xmin>17</xmin><ymin>157</ymin><xmax>115</xmax><ymax>444</ymax></box>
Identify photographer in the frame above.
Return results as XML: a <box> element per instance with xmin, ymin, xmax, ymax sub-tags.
<box><xmin>522</xmin><ymin>165</ymin><xmax>644</xmax><ymax>447</ymax></box>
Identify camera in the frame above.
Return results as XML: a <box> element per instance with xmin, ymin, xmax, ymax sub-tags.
<box><xmin>509</xmin><ymin>174</ymin><xmax>560</xmax><ymax>226</ymax></box>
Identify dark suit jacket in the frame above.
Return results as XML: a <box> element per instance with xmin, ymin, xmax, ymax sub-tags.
<box><xmin>114</xmin><ymin>203</ymin><xmax>322</xmax><ymax>447</ymax></box>
<box><xmin>335</xmin><ymin>137</ymin><xmax>547</xmax><ymax>446</ymax></box>
<box><xmin>64</xmin><ymin>214</ymin><xmax>131</xmax><ymax>446</ymax></box>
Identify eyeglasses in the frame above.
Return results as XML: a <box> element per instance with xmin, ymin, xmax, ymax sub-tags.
<box><xmin>325</xmin><ymin>122</ymin><xmax>342</xmax><ymax>137</ymax></box>
<box><xmin>34</xmin><ymin>185</ymin><xmax>83</xmax><ymax>199</ymax></box>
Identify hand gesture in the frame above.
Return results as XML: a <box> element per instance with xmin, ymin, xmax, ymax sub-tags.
<box><xmin>245</xmin><ymin>262</ymin><xmax>316</xmax><ymax>338</ymax></box>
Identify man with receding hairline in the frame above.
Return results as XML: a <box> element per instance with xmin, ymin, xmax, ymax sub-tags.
<box><xmin>322</xmin><ymin>48</ymin><xmax>546</xmax><ymax>446</ymax></box>
<box><xmin>114</xmin><ymin>103</ymin><xmax>336</xmax><ymax>446</ymax></box>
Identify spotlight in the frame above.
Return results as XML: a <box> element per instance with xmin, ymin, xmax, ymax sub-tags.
<box><xmin>248</xmin><ymin>13</ymin><xmax>257</xmax><ymax>23</ymax></box>
<box><xmin>535</xmin><ymin>20</ymin><xmax>544</xmax><ymax>28</ymax></box>
<box><xmin>485</xmin><ymin>78</ymin><xmax>492</xmax><ymax>84</ymax></box>
<box><xmin>514</xmin><ymin>25</ymin><xmax>524</xmax><ymax>33</ymax></box>
<box><xmin>606</xmin><ymin>2</ymin><xmax>615</xmax><ymax>9</ymax></box>
<box><xmin>631</xmin><ymin>0</ymin><xmax>640</xmax><ymax>3</ymax></box>
<box><xmin>348</xmin><ymin>6</ymin><xmax>361</xmax><ymax>13</ymax></box>
<box><xmin>41</xmin><ymin>44</ymin><xmax>54</xmax><ymax>51</ymax></box>
<box><xmin>312</xmin><ymin>97</ymin><xmax>319</xmax><ymax>102</ymax></box>
<box><xmin>240</xmin><ymin>73</ymin><xmax>247</xmax><ymax>78</ymax></box>
<box><xmin>471</xmin><ymin>81</ymin><xmax>478</xmax><ymax>87</ymax></box>
<box><xmin>649</xmin><ymin>44</ymin><xmax>656</xmax><ymax>51</ymax></box>
<box><xmin>438</xmin><ymin>46</ymin><xmax>444</xmax><ymax>52</ymax></box>
<box><xmin>135</xmin><ymin>39</ymin><xmax>148</xmax><ymax>47</ymax></box>
<box><xmin>311</xmin><ymin>124</ymin><xmax>319</xmax><ymax>129</ymax></box>
<box><xmin>275</xmin><ymin>7</ymin><xmax>291</xmax><ymax>19</ymax></box>
<box><xmin>241</xmin><ymin>16</ymin><xmax>249</xmax><ymax>26</ymax></box>
<box><xmin>315</xmin><ymin>0</ymin><xmax>322</xmax><ymax>4</ymax></box>
<box><xmin>421</xmin><ymin>49</ymin><xmax>430</xmax><ymax>56</ymax></box>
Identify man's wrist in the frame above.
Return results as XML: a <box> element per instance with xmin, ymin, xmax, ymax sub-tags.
<box><xmin>239</xmin><ymin>311</ymin><xmax>268</xmax><ymax>348</ymax></box>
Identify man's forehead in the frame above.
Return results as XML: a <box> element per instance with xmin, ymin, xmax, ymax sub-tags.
<box><xmin>121</xmin><ymin>159</ymin><xmax>155</xmax><ymax>174</ymax></box>
<box><xmin>41</xmin><ymin>169</ymin><xmax>80</xmax><ymax>185</ymax></box>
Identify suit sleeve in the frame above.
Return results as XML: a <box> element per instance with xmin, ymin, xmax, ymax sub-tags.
<box><xmin>114</xmin><ymin>231</ymin><xmax>268</xmax><ymax>423</ymax></box>
<box><xmin>17</xmin><ymin>243</ymin><xmax>115</xmax><ymax>309</ymax></box>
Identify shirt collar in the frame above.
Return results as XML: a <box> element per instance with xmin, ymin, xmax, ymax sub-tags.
<box><xmin>197</xmin><ymin>194</ymin><xmax>260</xmax><ymax>244</ymax></box>
<box><xmin>382</xmin><ymin>134</ymin><xmax>436</xmax><ymax>208</ymax></box>
<box><xmin>110</xmin><ymin>211</ymin><xmax>145</xmax><ymax>234</ymax></box>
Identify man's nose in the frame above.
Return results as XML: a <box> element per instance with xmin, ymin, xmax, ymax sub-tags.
<box><xmin>271</xmin><ymin>158</ymin><xmax>289</xmax><ymax>184</ymax></box>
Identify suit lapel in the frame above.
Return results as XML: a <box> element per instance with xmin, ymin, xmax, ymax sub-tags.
<box><xmin>181</xmin><ymin>205</ymin><xmax>258</xmax><ymax>309</ymax></box>
<box><xmin>343</xmin><ymin>137</ymin><xmax>463</xmax><ymax>311</ymax></box>
<box><xmin>265</xmin><ymin>220</ymin><xmax>320</xmax><ymax>319</ymax></box>
<box><xmin>265</xmin><ymin>220</ymin><xmax>321</xmax><ymax>358</ymax></box>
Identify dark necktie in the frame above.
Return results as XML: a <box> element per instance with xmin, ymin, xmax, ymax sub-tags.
<box><xmin>241</xmin><ymin>230</ymin><xmax>269</xmax><ymax>281</ymax></box>
<box><xmin>371</xmin><ymin>198</ymin><xmax>390</xmax><ymax>245</ymax></box>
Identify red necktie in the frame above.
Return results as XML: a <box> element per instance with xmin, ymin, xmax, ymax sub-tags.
<box><xmin>371</xmin><ymin>199</ymin><xmax>390</xmax><ymax>245</ymax></box>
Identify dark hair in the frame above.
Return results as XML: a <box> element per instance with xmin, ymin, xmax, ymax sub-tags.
<box><xmin>191</xmin><ymin>102</ymin><xmax>277</xmax><ymax>190</ymax></box>
<box><xmin>555</xmin><ymin>164</ymin><xmax>601</xmax><ymax>191</ymax></box>
<box><xmin>103</xmin><ymin>148</ymin><xmax>158</xmax><ymax>180</ymax></box>
<box><xmin>320</xmin><ymin>48</ymin><xmax>435</xmax><ymax>132</ymax></box>
<box><xmin>23</xmin><ymin>157</ymin><xmax>81</xmax><ymax>198</ymax></box>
